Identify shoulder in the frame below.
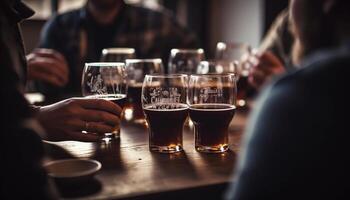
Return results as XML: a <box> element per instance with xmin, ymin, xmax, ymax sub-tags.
<box><xmin>44</xmin><ymin>8</ymin><xmax>82</xmax><ymax>29</ymax></box>
<box><xmin>273</xmin><ymin>48</ymin><xmax>350</xmax><ymax>93</ymax></box>
<box><xmin>126</xmin><ymin>4</ymin><xmax>173</xmax><ymax>18</ymax></box>
<box><xmin>251</xmin><ymin>48</ymin><xmax>350</xmax><ymax>127</ymax></box>
<box><xmin>125</xmin><ymin>4</ymin><xmax>178</xmax><ymax>25</ymax></box>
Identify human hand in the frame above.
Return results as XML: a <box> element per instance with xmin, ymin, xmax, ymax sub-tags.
<box><xmin>37</xmin><ymin>98</ymin><xmax>122</xmax><ymax>142</ymax></box>
<box><xmin>27</xmin><ymin>48</ymin><xmax>69</xmax><ymax>87</ymax></box>
<box><xmin>248</xmin><ymin>51</ymin><xmax>285</xmax><ymax>90</ymax></box>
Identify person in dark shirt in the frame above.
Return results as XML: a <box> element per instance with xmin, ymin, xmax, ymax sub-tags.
<box><xmin>1</xmin><ymin>1</ymin><xmax>124</xmax><ymax>198</ymax></box>
<box><xmin>226</xmin><ymin>0</ymin><xmax>350</xmax><ymax>199</ymax></box>
<box><xmin>37</xmin><ymin>0</ymin><xmax>199</xmax><ymax>97</ymax></box>
<box><xmin>0</xmin><ymin>1</ymin><xmax>56</xmax><ymax>198</ymax></box>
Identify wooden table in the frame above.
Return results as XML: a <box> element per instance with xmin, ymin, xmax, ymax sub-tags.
<box><xmin>44</xmin><ymin>110</ymin><xmax>249</xmax><ymax>200</ymax></box>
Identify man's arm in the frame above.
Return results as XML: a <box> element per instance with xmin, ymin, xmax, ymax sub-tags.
<box><xmin>0</xmin><ymin>12</ymin><xmax>56</xmax><ymax>199</ymax></box>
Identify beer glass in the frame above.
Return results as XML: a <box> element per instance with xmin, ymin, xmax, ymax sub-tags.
<box><xmin>82</xmin><ymin>62</ymin><xmax>128</xmax><ymax>140</ymax></box>
<box><xmin>216</xmin><ymin>42</ymin><xmax>252</xmax><ymax>107</ymax></box>
<box><xmin>188</xmin><ymin>74</ymin><xmax>237</xmax><ymax>153</ymax></box>
<box><xmin>100</xmin><ymin>48</ymin><xmax>136</xmax><ymax>62</ymax></box>
<box><xmin>142</xmin><ymin>74</ymin><xmax>188</xmax><ymax>153</ymax></box>
<box><xmin>125</xmin><ymin>59</ymin><xmax>164</xmax><ymax>124</ymax></box>
<box><xmin>168</xmin><ymin>48</ymin><xmax>205</xmax><ymax>74</ymax></box>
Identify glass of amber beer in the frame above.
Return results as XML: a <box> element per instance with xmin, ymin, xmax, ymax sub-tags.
<box><xmin>82</xmin><ymin>62</ymin><xmax>128</xmax><ymax>140</ymax></box>
<box><xmin>142</xmin><ymin>74</ymin><xmax>188</xmax><ymax>153</ymax></box>
<box><xmin>125</xmin><ymin>59</ymin><xmax>164</xmax><ymax>124</ymax></box>
<box><xmin>188</xmin><ymin>74</ymin><xmax>237</xmax><ymax>153</ymax></box>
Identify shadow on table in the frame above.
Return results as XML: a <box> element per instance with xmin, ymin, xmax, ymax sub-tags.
<box><xmin>43</xmin><ymin>141</ymin><xmax>76</xmax><ymax>160</ymax></box>
<box><xmin>43</xmin><ymin>141</ymin><xmax>103</xmax><ymax>198</ymax></box>
<box><xmin>197</xmin><ymin>149</ymin><xmax>237</xmax><ymax>175</ymax></box>
<box><xmin>91</xmin><ymin>139</ymin><xmax>126</xmax><ymax>172</ymax></box>
<box><xmin>54</xmin><ymin>177</ymin><xmax>102</xmax><ymax>198</ymax></box>
<box><xmin>150</xmin><ymin>151</ymin><xmax>199</xmax><ymax>180</ymax></box>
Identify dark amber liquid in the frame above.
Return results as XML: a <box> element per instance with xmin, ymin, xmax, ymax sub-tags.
<box><xmin>143</xmin><ymin>104</ymin><xmax>188</xmax><ymax>149</ymax></box>
<box><xmin>85</xmin><ymin>94</ymin><xmax>127</xmax><ymax>108</ymax></box>
<box><xmin>237</xmin><ymin>75</ymin><xmax>249</xmax><ymax>101</ymax></box>
<box><xmin>127</xmin><ymin>84</ymin><xmax>144</xmax><ymax>120</ymax></box>
<box><xmin>189</xmin><ymin>104</ymin><xmax>235</xmax><ymax>150</ymax></box>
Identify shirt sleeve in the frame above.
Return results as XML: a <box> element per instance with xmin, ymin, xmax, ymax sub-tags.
<box><xmin>39</xmin><ymin>16</ymin><xmax>63</xmax><ymax>50</ymax></box>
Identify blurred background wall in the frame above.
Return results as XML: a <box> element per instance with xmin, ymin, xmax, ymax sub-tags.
<box><xmin>21</xmin><ymin>0</ymin><xmax>288</xmax><ymax>58</ymax></box>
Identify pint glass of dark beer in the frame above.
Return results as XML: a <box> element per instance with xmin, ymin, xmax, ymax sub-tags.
<box><xmin>82</xmin><ymin>62</ymin><xmax>128</xmax><ymax>140</ymax></box>
<box><xmin>188</xmin><ymin>74</ymin><xmax>237</xmax><ymax>153</ymax></box>
<box><xmin>125</xmin><ymin>59</ymin><xmax>164</xmax><ymax>124</ymax></box>
<box><xmin>142</xmin><ymin>74</ymin><xmax>188</xmax><ymax>153</ymax></box>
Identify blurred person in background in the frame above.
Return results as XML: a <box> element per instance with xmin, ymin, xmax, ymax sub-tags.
<box><xmin>226</xmin><ymin>0</ymin><xmax>349</xmax><ymax>199</ymax></box>
<box><xmin>1</xmin><ymin>0</ymin><xmax>123</xmax><ymax>198</ymax></box>
<box><xmin>36</xmin><ymin>0</ymin><xmax>199</xmax><ymax>98</ymax></box>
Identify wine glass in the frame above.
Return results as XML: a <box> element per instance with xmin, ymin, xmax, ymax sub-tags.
<box><xmin>100</xmin><ymin>48</ymin><xmax>136</xmax><ymax>62</ymax></box>
<box><xmin>215</xmin><ymin>42</ymin><xmax>252</xmax><ymax>108</ymax></box>
<box><xmin>142</xmin><ymin>74</ymin><xmax>189</xmax><ymax>153</ymax></box>
<box><xmin>197</xmin><ymin>60</ymin><xmax>238</xmax><ymax>74</ymax></box>
<box><xmin>188</xmin><ymin>74</ymin><xmax>237</xmax><ymax>153</ymax></box>
<box><xmin>168</xmin><ymin>48</ymin><xmax>205</xmax><ymax>74</ymax></box>
<box><xmin>125</xmin><ymin>58</ymin><xmax>164</xmax><ymax>124</ymax></box>
<box><xmin>82</xmin><ymin>62</ymin><xmax>128</xmax><ymax>141</ymax></box>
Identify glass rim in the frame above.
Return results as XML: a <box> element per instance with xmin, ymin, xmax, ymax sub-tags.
<box><xmin>145</xmin><ymin>74</ymin><xmax>188</xmax><ymax>78</ymax></box>
<box><xmin>102</xmin><ymin>48</ymin><xmax>135</xmax><ymax>54</ymax></box>
<box><xmin>190</xmin><ymin>73</ymin><xmax>237</xmax><ymax>78</ymax></box>
<box><xmin>199</xmin><ymin>60</ymin><xmax>239</xmax><ymax>65</ymax></box>
<box><xmin>216</xmin><ymin>42</ymin><xmax>251</xmax><ymax>51</ymax></box>
<box><xmin>170</xmin><ymin>48</ymin><xmax>204</xmax><ymax>54</ymax></box>
<box><xmin>125</xmin><ymin>58</ymin><xmax>162</xmax><ymax>64</ymax></box>
<box><xmin>85</xmin><ymin>62</ymin><xmax>125</xmax><ymax>67</ymax></box>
